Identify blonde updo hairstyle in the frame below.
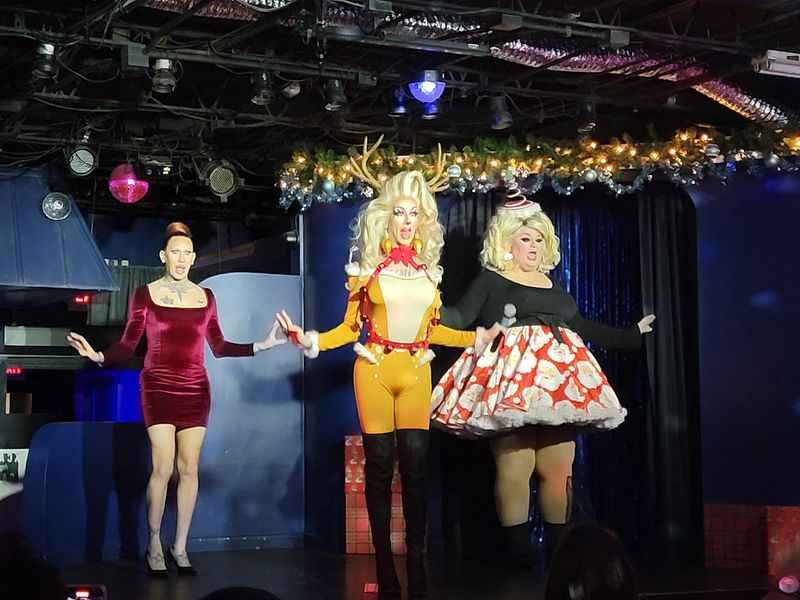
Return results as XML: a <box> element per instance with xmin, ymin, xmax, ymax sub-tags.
<box><xmin>480</xmin><ymin>206</ymin><xmax>561</xmax><ymax>273</ymax></box>
<box><xmin>350</xmin><ymin>170</ymin><xmax>444</xmax><ymax>273</ymax></box>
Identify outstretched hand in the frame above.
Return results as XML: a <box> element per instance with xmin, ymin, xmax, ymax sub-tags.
<box><xmin>275</xmin><ymin>310</ymin><xmax>312</xmax><ymax>349</ymax></box>
<box><xmin>254</xmin><ymin>320</ymin><xmax>288</xmax><ymax>352</ymax></box>
<box><xmin>638</xmin><ymin>314</ymin><xmax>656</xmax><ymax>334</ymax></box>
<box><xmin>474</xmin><ymin>322</ymin><xmax>505</xmax><ymax>355</ymax></box>
<box><xmin>66</xmin><ymin>332</ymin><xmax>102</xmax><ymax>364</ymax></box>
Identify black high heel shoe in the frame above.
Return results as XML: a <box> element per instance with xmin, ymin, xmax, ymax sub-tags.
<box><xmin>167</xmin><ymin>547</ymin><xmax>198</xmax><ymax>576</ymax></box>
<box><xmin>145</xmin><ymin>552</ymin><xmax>168</xmax><ymax>577</ymax></box>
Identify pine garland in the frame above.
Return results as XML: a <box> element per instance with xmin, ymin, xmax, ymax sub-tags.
<box><xmin>278</xmin><ymin>127</ymin><xmax>800</xmax><ymax>209</ymax></box>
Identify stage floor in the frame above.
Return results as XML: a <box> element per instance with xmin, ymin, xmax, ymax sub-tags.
<box><xmin>59</xmin><ymin>549</ymin><xmax>770</xmax><ymax>600</ymax></box>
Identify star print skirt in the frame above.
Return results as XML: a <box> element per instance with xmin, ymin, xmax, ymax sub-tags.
<box><xmin>430</xmin><ymin>325</ymin><xmax>627</xmax><ymax>437</ymax></box>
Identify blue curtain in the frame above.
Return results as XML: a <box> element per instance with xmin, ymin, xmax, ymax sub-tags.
<box><xmin>547</xmin><ymin>191</ymin><xmax>648</xmax><ymax>551</ymax></box>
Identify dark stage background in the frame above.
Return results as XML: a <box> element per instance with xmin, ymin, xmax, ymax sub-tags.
<box><xmin>303</xmin><ymin>181</ymin><xmax>703</xmax><ymax>569</ymax></box>
<box><xmin>688</xmin><ymin>173</ymin><xmax>800</xmax><ymax>507</ymax></box>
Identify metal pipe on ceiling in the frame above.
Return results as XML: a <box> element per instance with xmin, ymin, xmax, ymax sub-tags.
<box><xmin>140</xmin><ymin>0</ymin><xmax>795</xmax><ymax>126</ymax></box>
<box><xmin>490</xmin><ymin>40</ymin><xmax>797</xmax><ymax>127</ymax></box>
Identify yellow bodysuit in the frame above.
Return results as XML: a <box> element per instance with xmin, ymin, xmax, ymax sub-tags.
<box><xmin>306</xmin><ymin>260</ymin><xmax>475</xmax><ymax>433</ymax></box>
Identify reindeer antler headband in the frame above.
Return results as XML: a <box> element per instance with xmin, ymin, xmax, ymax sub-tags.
<box><xmin>348</xmin><ymin>135</ymin><xmax>450</xmax><ymax>194</ymax></box>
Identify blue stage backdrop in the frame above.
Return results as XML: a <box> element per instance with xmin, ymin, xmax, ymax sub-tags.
<box><xmin>688</xmin><ymin>173</ymin><xmax>800</xmax><ymax>506</ymax></box>
<box><xmin>23</xmin><ymin>272</ymin><xmax>304</xmax><ymax>565</ymax></box>
<box><xmin>302</xmin><ymin>201</ymin><xmax>363</xmax><ymax>551</ymax></box>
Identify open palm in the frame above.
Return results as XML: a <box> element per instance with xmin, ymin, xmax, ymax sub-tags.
<box><xmin>66</xmin><ymin>332</ymin><xmax>102</xmax><ymax>363</ymax></box>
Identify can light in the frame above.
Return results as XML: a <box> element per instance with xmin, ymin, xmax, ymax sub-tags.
<box><xmin>408</xmin><ymin>70</ymin><xmax>445</xmax><ymax>104</ymax></box>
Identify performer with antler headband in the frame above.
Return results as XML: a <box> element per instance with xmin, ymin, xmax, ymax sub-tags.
<box><xmin>277</xmin><ymin>137</ymin><xmax>501</xmax><ymax>597</ymax></box>
<box><xmin>430</xmin><ymin>189</ymin><xmax>655</xmax><ymax>567</ymax></box>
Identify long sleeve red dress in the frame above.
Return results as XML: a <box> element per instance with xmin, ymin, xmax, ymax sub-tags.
<box><xmin>102</xmin><ymin>285</ymin><xmax>253</xmax><ymax>429</ymax></box>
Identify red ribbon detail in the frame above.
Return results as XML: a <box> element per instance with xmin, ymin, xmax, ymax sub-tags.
<box><xmin>386</xmin><ymin>244</ymin><xmax>420</xmax><ymax>268</ymax></box>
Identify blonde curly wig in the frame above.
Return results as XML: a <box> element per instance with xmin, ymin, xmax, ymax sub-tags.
<box><xmin>480</xmin><ymin>205</ymin><xmax>561</xmax><ymax>273</ymax></box>
<box><xmin>349</xmin><ymin>170</ymin><xmax>444</xmax><ymax>273</ymax></box>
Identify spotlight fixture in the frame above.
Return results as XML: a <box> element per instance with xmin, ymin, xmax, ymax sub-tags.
<box><xmin>202</xmin><ymin>159</ymin><xmax>241</xmax><ymax>202</ymax></box>
<box><xmin>408</xmin><ymin>70</ymin><xmax>445</xmax><ymax>104</ymax></box>
<box><xmin>41</xmin><ymin>191</ymin><xmax>72</xmax><ymax>221</ymax></box>
<box><xmin>151</xmin><ymin>58</ymin><xmax>177</xmax><ymax>94</ymax></box>
<box><xmin>108</xmin><ymin>163</ymin><xmax>149</xmax><ymax>204</ymax></box>
<box><xmin>421</xmin><ymin>100</ymin><xmax>441</xmax><ymax>120</ymax></box>
<box><xmin>490</xmin><ymin>95</ymin><xmax>513</xmax><ymax>130</ymax></box>
<box><xmin>324</xmin><ymin>79</ymin><xmax>347</xmax><ymax>111</ymax></box>
<box><xmin>251</xmin><ymin>71</ymin><xmax>274</xmax><ymax>106</ymax></box>
<box><xmin>66</xmin><ymin>145</ymin><xmax>98</xmax><ymax>177</ymax></box>
<box><xmin>280</xmin><ymin>80</ymin><xmax>301</xmax><ymax>99</ymax></box>
<box><xmin>576</xmin><ymin>100</ymin><xmax>597</xmax><ymax>134</ymax></box>
<box><xmin>753</xmin><ymin>50</ymin><xmax>800</xmax><ymax>79</ymax></box>
<box><xmin>139</xmin><ymin>155</ymin><xmax>173</xmax><ymax>178</ymax></box>
<box><xmin>388</xmin><ymin>87</ymin><xmax>409</xmax><ymax>118</ymax></box>
<box><xmin>32</xmin><ymin>43</ymin><xmax>57</xmax><ymax>80</ymax></box>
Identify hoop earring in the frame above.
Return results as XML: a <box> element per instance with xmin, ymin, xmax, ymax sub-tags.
<box><xmin>381</xmin><ymin>237</ymin><xmax>393</xmax><ymax>255</ymax></box>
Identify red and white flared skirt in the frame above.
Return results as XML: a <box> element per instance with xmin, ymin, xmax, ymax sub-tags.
<box><xmin>430</xmin><ymin>325</ymin><xmax>626</xmax><ymax>437</ymax></box>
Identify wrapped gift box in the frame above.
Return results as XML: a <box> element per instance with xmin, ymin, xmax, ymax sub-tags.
<box><xmin>705</xmin><ymin>504</ymin><xmax>800</xmax><ymax>574</ymax></box>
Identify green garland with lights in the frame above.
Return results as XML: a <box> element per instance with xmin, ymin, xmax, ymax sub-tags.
<box><xmin>278</xmin><ymin>127</ymin><xmax>800</xmax><ymax>209</ymax></box>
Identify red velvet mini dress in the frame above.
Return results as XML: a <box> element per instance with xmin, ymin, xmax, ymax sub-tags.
<box><xmin>102</xmin><ymin>285</ymin><xmax>254</xmax><ymax>429</ymax></box>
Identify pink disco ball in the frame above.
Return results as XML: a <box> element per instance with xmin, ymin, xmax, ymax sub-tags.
<box><xmin>108</xmin><ymin>163</ymin><xmax>149</xmax><ymax>204</ymax></box>
<box><xmin>779</xmin><ymin>575</ymin><xmax>799</xmax><ymax>594</ymax></box>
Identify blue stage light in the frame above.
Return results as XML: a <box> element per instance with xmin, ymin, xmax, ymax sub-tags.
<box><xmin>408</xmin><ymin>70</ymin><xmax>445</xmax><ymax>104</ymax></box>
<box><xmin>421</xmin><ymin>100</ymin><xmax>441</xmax><ymax>120</ymax></box>
<box><xmin>388</xmin><ymin>87</ymin><xmax>409</xmax><ymax>118</ymax></box>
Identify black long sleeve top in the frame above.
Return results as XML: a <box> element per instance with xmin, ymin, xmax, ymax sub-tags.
<box><xmin>441</xmin><ymin>270</ymin><xmax>641</xmax><ymax>350</ymax></box>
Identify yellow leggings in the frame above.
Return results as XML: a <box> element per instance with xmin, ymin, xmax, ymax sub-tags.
<box><xmin>353</xmin><ymin>348</ymin><xmax>432</xmax><ymax>434</ymax></box>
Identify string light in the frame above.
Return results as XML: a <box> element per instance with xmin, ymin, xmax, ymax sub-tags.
<box><xmin>278</xmin><ymin>127</ymin><xmax>800</xmax><ymax>208</ymax></box>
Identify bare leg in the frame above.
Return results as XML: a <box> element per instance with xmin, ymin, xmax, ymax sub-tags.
<box><xmin>491</xmin><ymin>431</ymin><xmax>538</xmax><ymax>526</ymax></box>
<box><xmin>534</xmin><ymin>427</ymin><xmax>576</xmax><ymax>524</ymax></box>
<box><xmin>534</xmin><ymin>427</ymin><xmax>576</xmax><ymax>563</ymax></box>
<box><xmin>173</xmin><ymin>426</ymin><xmax>206</xmax><ymax>563</ymax></box>
<box><xmin>146</xmin><ymin>424</ymin><xmax>176</xmax><ymax>568</ymax></box>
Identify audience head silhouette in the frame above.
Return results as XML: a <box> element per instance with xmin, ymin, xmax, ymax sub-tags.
<box><xmin>0</xmin><ymin>532</ymin><xmax>66</xmax><ymax>600</ymax></box>
<box><xmin>544</xmin><ymin>523</ymin><xmax>636</xmax><ymax>600</ymax></box>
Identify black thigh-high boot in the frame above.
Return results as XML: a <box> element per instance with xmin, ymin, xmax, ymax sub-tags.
<box><xmin>543</xmin><ymin>522</ymin><xmax>566</xmax><ymax>566</ymax></box>
<box><xmin>502</xmin><ymin>522</ymin><xmax>537</xmax><ymax>569</ymax></box>
<box><xmin>396</xmin><ymin>428</ymin><xmax>430</xmax><ymax>598</ymax></box>
<box><xmin>363</xmin><ymin>432</ymin><xmax>401</xmax><ymax>597</ymax></box>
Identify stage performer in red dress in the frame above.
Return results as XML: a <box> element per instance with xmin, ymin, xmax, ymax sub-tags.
<box><xmin>67</xmin><ymin>222</ymin><xmax>285</xmax><ymax>576</ymax></box>
<box><xmin>430</xmin><ymin>194</ymin><xmax>655</xmax><ymax>565</ymax></box>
